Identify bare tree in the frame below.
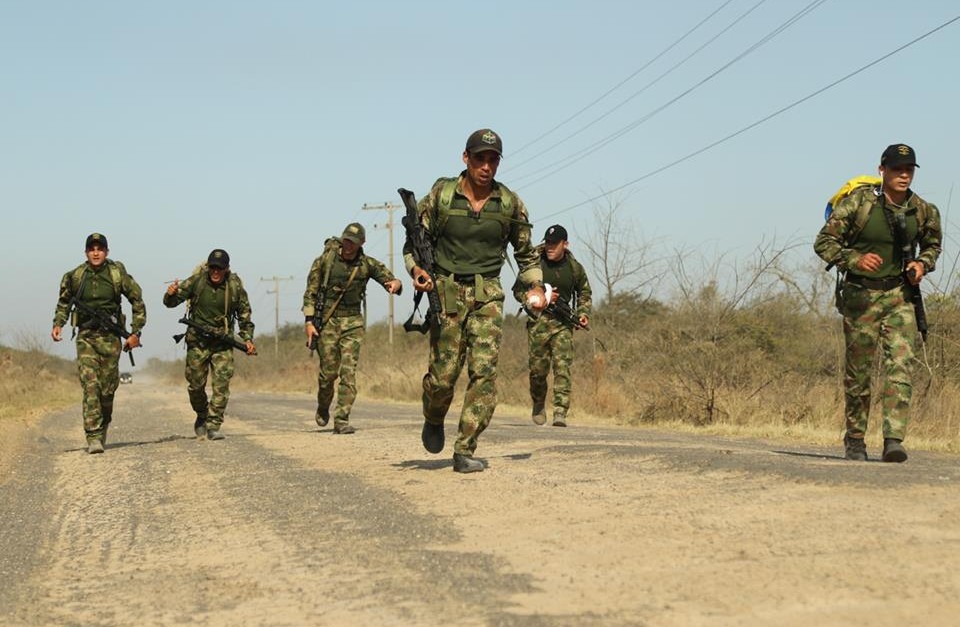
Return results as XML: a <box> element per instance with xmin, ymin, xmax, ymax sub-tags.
<box><xmin>578</xmin><ymin>191</ymin><xmax>662</xmax><ymax>303</ymax></box>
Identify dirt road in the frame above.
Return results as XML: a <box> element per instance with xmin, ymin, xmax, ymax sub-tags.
<box><xmin>2</xmin><ymin>381</ymin><xmax>959</xmax><ymax>626</ymax></box>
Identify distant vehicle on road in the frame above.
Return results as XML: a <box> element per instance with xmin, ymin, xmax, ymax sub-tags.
<box><xmin>120</xmin><ymin>372</ymin><xmax>133</xmax><ymax>384</ymax></box>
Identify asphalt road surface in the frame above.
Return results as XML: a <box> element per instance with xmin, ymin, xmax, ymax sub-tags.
<box><xmin>2</xmin><ymin>380</ymin><xmax>959</xmax><ymax>626</ymax></box>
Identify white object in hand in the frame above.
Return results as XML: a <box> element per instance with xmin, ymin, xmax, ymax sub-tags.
<box><xmin>527</xmin><ymin>283</ymin><xmax>552</xmax><ymax>309</ymax></box>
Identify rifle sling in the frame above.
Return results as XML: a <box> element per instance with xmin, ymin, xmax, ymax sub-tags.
<box><xmin>321</xmin><ymin>264</ymin><xmax>360</xmax><ymax>326</ymax></box>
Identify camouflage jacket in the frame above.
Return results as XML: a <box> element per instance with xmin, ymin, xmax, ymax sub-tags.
<box><xmin>513</xmin><ymin>246</ymin><xmax>592</xmax><ymax>319</ymax></box>
<box><xmin>814</xmin><ymin>186</ymin><xmax>942</xmax><ymax>273</ymax></box>
<box><xmin>53</xmin><ymin>259</ymin><xmax>146</xmax><ymax>334</ymax></box>
<box><xmin>163</xmin><ymin>271</ymin><xmax>254</xmax><ymax>342</ymax></box>
<box><xmin>301</xmin><ymin>246</ymin><xmax>398</xmax><ymax>320</ymax></box>
<box><xmin>402</xmin><ymin>174</ymin><xmax>543</xmax><ymax>287</ymax></box>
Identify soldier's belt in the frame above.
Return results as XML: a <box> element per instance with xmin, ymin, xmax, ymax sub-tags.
<box><xmin>845</xmin><ymin>274</ymin><xmax>904</xmax><ymax>291</ymax></box>
<box><xmin>437</xmin><ymin>269</ymin><xmax>501</xmax><ymax>283</ymax></box>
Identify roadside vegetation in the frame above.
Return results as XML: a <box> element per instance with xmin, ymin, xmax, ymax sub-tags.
<box><xmin>0</xmin><ymin>342</ymin><xmax>77</xmax><ymax>421</ymax></box>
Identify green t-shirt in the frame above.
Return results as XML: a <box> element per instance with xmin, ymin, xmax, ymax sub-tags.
<box><xmin>851</xmin><ymin>205</ymin><xmax>919</xmax><ymax>279</ymax></box>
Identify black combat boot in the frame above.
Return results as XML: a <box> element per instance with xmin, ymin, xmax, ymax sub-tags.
<box><xmin>421</xmin><ymin>421</ymin><xmax>444</xmax><ymax>454</ymax></box>
<box><xmin>315</xmin><ymin>407</ymin><xmax>330</xmax><ymax>428</ymax></box>
<box><xmin>334</xmin><ymin>423</ymin><xmax>356</xmax><ymax>434</ymax></box>
<box><xmin>532</xmin><ymin>402</ymin><xmax>546</xmax><ymax>425</ymax></box>
<box><xmin>882</xmin><ymin>438</ymin><xmax>908</xmax><ymax>463</ymax></box>
<box><xmin>844</xmin><ymin>435</ymin><xmax>867</xmax><ymax>461</ymax></box>
<box><xmin>207</xmin><ymin>428</ymin><xmax>225</xmax><ymax>441</ymax></box>
<box><xmin>87</xmin><ymin>439</ymin><xmax>104</xmax><ymax>454</ymax></box>
<box><xmin>453</xmin><ymin>453</ymin><xmax>484</xmax><ymax>473</ymax></box>
<box><xmin>194</xmin><ymin>414</ymin><xmax>208</xmax><ymax>438</ymax></box>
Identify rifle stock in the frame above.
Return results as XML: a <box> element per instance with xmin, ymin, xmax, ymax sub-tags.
<box><xmin>398</xmin><ymin>187</ymin><xmax>442</xmax><ymax>333</ymax></box>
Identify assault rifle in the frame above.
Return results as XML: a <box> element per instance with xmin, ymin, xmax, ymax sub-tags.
<box><xmin>542</xmin><ymin>284</ymin><xmax>587</xmax><ymax>330</ymax></box>
<box><xmin>399</xmin><ymin>187</ymin><xmax>442</xmax><ymax>333</ymax></box>
<box><xmin>72</xmin><ymin>298</ymin><xmax>140</xmax><ymax>366</ymax></box>
<box><xmin>894</xmin><ymin>213</ymin><xmax>929</xmax><ymax>342</ymax></box>
<box><xmin>546</xmin><ymin>298</ymin><xmax>587</xmax><ymax>330</ymax></box>
<box><xmin>173</xmin><ymin>317</ymin><xmax>256</xmax><ymax>354</ymax></box>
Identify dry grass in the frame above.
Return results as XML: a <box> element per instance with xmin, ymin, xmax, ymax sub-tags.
<box><xmin>0</xmin><ymin>346</ymin><xmax>78</xmax><ymax>421</ymax></box>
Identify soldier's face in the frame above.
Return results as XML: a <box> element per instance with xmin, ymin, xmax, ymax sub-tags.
<box><xmin>341</xmin><ymin>239</ymin><xmax>360</xmax><ymax>260</ymax></box>
<box><xmin>880</xmin><ymin>164</ymin><xmax>915</xmax><ymax>194</ymax></box>
<box><xmin>208</xmin><ymin>265</ymin><xmax>228</xmax><ymax>285</ymax></box>
<box><xmin>463</xmin><ymin>150</ymin><xmax>500</xmax><ymax>189</ymax></box>
<box><xmin>85</xmin><ymin>245</ymin><xmax>107</xmax><ymax>268</ymax></box>
<box><xmin>544</xmin><ymin>240</ymin><xmax>567</xmax><ymax>262</ymax></box>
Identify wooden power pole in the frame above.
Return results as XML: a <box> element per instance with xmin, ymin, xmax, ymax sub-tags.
<box><xmin>260</xmin><ymin>275</ymin><xmax>295</xmax><ymax>358</ymax></box>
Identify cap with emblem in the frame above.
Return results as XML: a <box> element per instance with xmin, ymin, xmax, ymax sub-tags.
<box><xmin>543</xmin><ymin>224</ymin><xmax>568</xmax><ymax>244</ymax></box>
<box><xmin>341</xmin><ymin>222</ymin><xmax>366</xmax><ymax>244</ymax></box>
<box><xmin>207</xmin><ymin>249</ymin><xmax>230</xmax><ymax>268</ymax></box>
<box><xmin>85</xmin><ymin>233</ymin><xmax>108</xmax><ymax>250</ymax></box>
<box><xmin>465</xmin><ymin>128</ymin><xmax>503</xmax><ymax>156</ymax></box>
<box><xmin>881</xmin><ymin>143</ymin><xmax>918</xmax><ymax>168</ymax></box>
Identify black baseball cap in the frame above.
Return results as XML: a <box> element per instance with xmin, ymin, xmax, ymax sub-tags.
<box><xmin>881</xmin><ymin>143</ymin><xmax>919</xmax><ymax>168</ymax></box>
<box><xmin>207</xmin><ymin>249</ymin><xmax>230</xmax><ymax>268</ymax></box>
<box><xmin>85</xmin><ymin>233</ymin><xmax>108</xmax><ymax>250</ymax></box>
<box><xmin>543</xmin><ymin>224</ymin><xmax>568</xmax><ymax>243</ymax></box>
<box><xmin>465</xmin><ymin>128</ymin><xmax>503</xmax><ymax>156</ymax></box>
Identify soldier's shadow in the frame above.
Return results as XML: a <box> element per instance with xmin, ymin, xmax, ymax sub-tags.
<box><xmin>395</xmin><ymin>458</ymin><xmax>452</xmax><ymax>471</ymax></box>
<box><xmin>65</xmin><ymin>434</ymin><xmax>194</xmax><ymax>453</ymax></box>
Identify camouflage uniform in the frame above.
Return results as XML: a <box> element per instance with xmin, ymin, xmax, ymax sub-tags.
<box><xmin>302</xmin><ymin>240</ymin><xmax>398</xmax><ymax>430</ymax></box>
<box><xmin>163</xmin><ymin>267</ymin><xmax>254</xmax><ymax>432</ymax></box>
<box><xmin>53</xmin><ymin>260</ymin><xmax>146</xmax><ymax>445</ymax></box>
<box><xmin>514</xmin><ymin>245</ymin><xmax>592</xmax><ymax>425</ymax></box>
<box><xmin>404</xmin><ymin>174</ymin><xmax>542</xmax><ymax>457</ymax></box>
<box><xmin>815</xmin><ymin>184</ymin><xmax>941</xmax><ymax>444</ymax></box>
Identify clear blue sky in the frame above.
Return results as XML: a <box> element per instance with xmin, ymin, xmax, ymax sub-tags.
<box><xmin>2</xmin><ymin>1</ymin><xmax>958</xmax><ymax>362</ymax></box>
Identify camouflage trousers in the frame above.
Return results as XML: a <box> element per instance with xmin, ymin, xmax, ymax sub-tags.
<box><xmin>76</xmin><ymin>330</ymin><xmax>121</xmax><ymax>442</ymax></box>
<box><xmin>316</xmin><ymin>314</ymin><xmax>365</xmax><ymax>428</ymax></box>
<box><xmin>527</xmin><ymin>315</ymin><xmax>575</xmax><ymax>420</ymax></box>
<box><xmin>423</xmin><ymin>277</ymin><xmax>504</xmax><ymax>456</ymax></box>
<box><xmin>185</xmin><ymin>342</ymin><xmax>235</xmax><ymax>430</ymax></box>
<box><xmin>841</xmin><ymin>282</ymin><xmax>917</xmax><ymax>440</ymax></box>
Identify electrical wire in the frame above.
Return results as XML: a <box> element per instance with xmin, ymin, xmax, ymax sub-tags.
<box><xmin>537</xmin><ymin>14</ymin><xmax>960</xmax><ymax>221</ymax></box>
<box><xmin>511</xmin><ymin>0</ymin><xmax>737</xmax><ymax>157</ymax></box>
<box><xmin>507</xmin><ymin>0</ymin><xmax>767</xmax><ymax>172</ymax></box>
<box><xmin>511</xmin><ymin>0</ymin><xmax>830</xmax><ymax>188</ymax></box>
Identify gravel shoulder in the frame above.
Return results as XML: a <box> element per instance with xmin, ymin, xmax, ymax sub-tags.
<box><xmin>2</xmin><ymin>382</ymin><xmax>959</xmax><ymax>626</ymax></box>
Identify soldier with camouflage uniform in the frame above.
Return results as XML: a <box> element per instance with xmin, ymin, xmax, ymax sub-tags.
<box><xmin>513</xmin><ymin>225</ymin><xmax>592</xmax><ymax>428</ymax></box>
<box><xmin>815</xmin><ymin>144</ymin><xmax>942</xmax><ymax>463</ymax></box>
<box><xmin>303</xmin><ymin>223</ymin><xmax>402</xmax><ymax>434</ymax></box>
<box><xmin>164</xmin><ymin>249</ymin><xmax>256</xmax><ymax>440</ymax></box>
<box><xmin>52</xmin><ymin>233</ymin><xmax>145</xmax><ymax>454</ymax></box>
<box><xmin>404</xmin><ymin>129</ymin><xmax>546</xmax><ymax>473</ymax></box>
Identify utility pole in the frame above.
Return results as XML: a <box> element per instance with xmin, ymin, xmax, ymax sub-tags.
<box><xmin>260</xmin><ymin>275</ymin><xmax>295</xmax><ymax>358</ymax></box>
<box><xmin>362</xmin><ymin>201</ymin><xmax>400</xmax><ymax>345</ymax></box>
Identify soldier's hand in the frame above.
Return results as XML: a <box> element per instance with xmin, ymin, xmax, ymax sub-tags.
<box><xmin>550</xmin><ymin>290</ymin><xmax>560</xmax><ymax>304</ymax></box>
<box><xmin>525</xmin><ymin>286</ymin><xmax>548</xmax><ymax>313</ymax></box>
<box><xmin>412</xmin><ymin>266</ymin><xmax>434</xmax><ymax>292</ymax></box>
<box><xmin>166</xmin><ymin>279</ymin><xmax>180</xmax><ymax>296</ymax></box>
<box><xmin>385</xmin><ymin>279</ymin><xmax>403</xmax><ymax>295</ymax></box>
<box><xmin>855</xmin><ymin>253</ymin><xmax>884</xmax><ymax>273</ymax></box>
<box><xmin>245</xmin><ymin>341</ymin><xmax>257</xmax><ymax>356</ymax></box>
<box><xmin>124</xmin><ymin>334</ymin><xmax>141</xmax><ymax>350</ymax></box>
<box><xmin>51</xmin><ymin>326</ymin><xmax>62</xmax><ymax>342</ymax></box>
<box><xmin>578</xmin><ymin>315</ymin><xmax>589</xmax><ymax>329</ymax></box>
<box><xmin>305</xmin><ymin>321</ymin><xmax>319</xmax><ymax>340</ymax></box>
<box><xmin>907</xmin><ymin>261</ymin><xmax>925</xmax><ymax>285</ymax></box>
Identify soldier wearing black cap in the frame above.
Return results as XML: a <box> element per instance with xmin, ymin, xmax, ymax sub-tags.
<box><xmin>302</xmin><ymin>222</ymin><xmax>402</xmax><ymax>434</ymax></box>
<box><xmin>52</xmin><ymin>233</ymin><xmax>146</xmax><ymax>454</ymax></box>
<box><xmin>513</xmin><ymin>224</ymin><xmax>592</xmax><ymax>427</ymax></box>
<box><xmin>164</xmin><ymin>248</ymin><xmax>256</xmax><ymax>440</ymax></box>
<box><xmin>815</xmin><ymin>144</ymin><xmax>942</xmax><ymax>462</ymax></box>
<box><xmin>403</xmin><ymin>128</ymin><xmax>547</xmax><ymax>473</ymax></box>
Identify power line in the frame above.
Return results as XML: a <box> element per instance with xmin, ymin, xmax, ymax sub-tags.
<box><xmin>511</xmin><ymin>0</ymin><xmax>830</xmax><ymax>189</ymax></box>
<box><xmin>538</xmin><ymin>13</ymin><xmax>960</xmax><ymax>221</ymax></box>
<box><xmin>511</xmin><ymin>0</ymin><xmax>737</xmax><ymax>158</ymax></box>
<box><xmin>507</xmin><ymin>0</ymin><xmax>767</xmax><ymax>172</ymax></box>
